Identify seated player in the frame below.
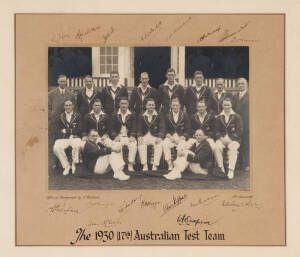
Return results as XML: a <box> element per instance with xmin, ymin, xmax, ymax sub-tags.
<box><xmin>164</xmin><ymin>129</ymin><xmax>214</xmax><ymax>180</ymax></box>
<box><xmin>137</xmin><ymin>98</ymin><xmax>165</xmax><ymax>171</ymax></box>
<box><xmin>215</xmin><ymin>97</ymin><xmax>244</xmax><ymax>179</ymax></box>
<box><xmin>189</xmin><ymin>100</ymin><xmax>216</xmax><ymax>152</ymax></box>
<box><xmin>110</xmin><ymin>97</ymin><xmax>137</xmax><ymax>171</ymax></box>
<box><xmin>53</xmin><ymin>99</ymin><xmax>82</xmax><ymax>175</ymax></box>
<box><xmin>163</xmin><ymin>97</ymin><xmax>191</xmax><ymax>171</ymax></box>
<box><xmin>82</xmin><ymin>129</ymin><xmax>129</xmax><ymax>181</ymax></box>
<box><xmin>82</xmin><ymin>98</ymin><xmax>112</xmax><ymax>147</ymax></box>
<box><xmin>129</xmin><ymin>72</ymin><xmax>159</xmax><ymax>116</ymax></box>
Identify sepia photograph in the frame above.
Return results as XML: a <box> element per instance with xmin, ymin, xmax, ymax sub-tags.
<box><xmin>48</xmin><ymin>46</ymin><xmax>250</xmax><ymax>190</ymax></box>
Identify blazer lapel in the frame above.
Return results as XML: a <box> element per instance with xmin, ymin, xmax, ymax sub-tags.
<box><xmin>60</xmin><ymin>113</ymin><xmax>69</xmax><ymax>128</ymax></box>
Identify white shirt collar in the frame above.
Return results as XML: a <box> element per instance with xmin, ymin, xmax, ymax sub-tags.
<box><xmin>215</xmin><ymin>89</ymin><xmax>226</xmax><ymax>94</ymax></box>
<box><xmin>109</xmin><ymin>83</ymin><xmax>121</xmax><ymax>88</ymax></box>
<box><xmin>191</xmin><ymin>82</ymin><xmax>206</xmax><ymax>88</ymax></box>
<box><xmin>172</xmin><ymin>111</ymin><xmax>180</xmax><ymax>116</ymax></box>
<box><xmin>118</xmin><ymin>109</ymin><xmax>132</xmax><ymax>116</ymax></box>
<box><xmin>90</xmin><ymin>110</ymin><xmax>105</xmax><ymax>116</ymax></box>
<box><xmin>59</xmin><ymin>87</ymin><xmax>65</xmax><ymax>94</ymax></box>
<box><xmin>143</xmin><ymin>110</ymin><xmax>158</xmax><ymax>118</ymax></box>
<box><xmin>164</xmin><ymin>80</ymin><xmax>176</xmax><ymax>87</ymax></box>
<box><xmin>198</xmin><ymin>111</ymin><xmax>207</xmax><ymax>117</ymax></box>
<box><xmin>138</xmin><ymin>83</ymin><xmax>151</xmax><ymax>89</ymax></box>
<box><xmin>65</xmin><ymin>111</ymin><xmax>73</xmax><ymax>117</ymax></box>
<box><xmin>85</xmin><ymin>86</ymin><xmax>94</xmax><ymax>91</ymax></box>
<box><xmin>220</xmin><ymin>109</ymin><xmax>235</xmax><ymax>116</ymax></box>
<box><xmin>239</xmin><ymin>89</ymin><xmax>247</xmax><ymax>96</ymax></box>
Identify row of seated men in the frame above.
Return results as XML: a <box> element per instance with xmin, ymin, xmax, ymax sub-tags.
<box><xmin>48</xmin><ymin>68</ymin><xmax>249</xmax><ymax>173</ymax></box>
<box><xmin>51</xmin><ymin>95</ymin><xmax>244</xmax><ymax>181</ymax></box>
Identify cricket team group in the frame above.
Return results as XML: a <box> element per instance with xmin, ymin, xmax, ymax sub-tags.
<box><xmin>48</xmin><ymin>68</ymin><xmax>249</xmax><ymax>181</ymax></box>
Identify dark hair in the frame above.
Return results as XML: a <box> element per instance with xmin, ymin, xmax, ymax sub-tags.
<box><xmin>88</xmin><ymin>129</ymin><xmax>99</xmax><ymax>135</ymax></box>
<box><xmin>193</xmin><ymin>70</ymin><xmax>204</xmax><ymax>77</ymax></box>
<box><xmin>63</xmin><ymin>98</ymin><xmax>74</xmax><ymax>105</ymax></box>
<box><xmin>91</xmin><ymin>98</ymin><xmax>102</xmax><ymax>106</ymax></box>
<box><xmin>119</xmin><ymin>96</ymin><xmax>129</xmax><ymax>102</ymax></box>
<box><xmin>194</xmin><ymin>129</ymin><xmax>206</xmax><ymax>136</ymax></box>
<box><xmin>166</xmin><ymin>68</ymin><xmax>176</xmax><ymax>74</ymax></box>
<box><xmin>171</xmin><ymin>97</ymin><xmax>180</xmax><ymax>104</ymax></box>
<box><xmin>222</xmin><ymin>97</ymin><xmax>232</xmax><ymax>104</ymax></box>
<box><xmin>145</xmin><ymin>98</ymin><xmax>155</xmax><ymax>105</ymax></box>
<box><xmin>110</xmin><ymin>70</ymin><xmax>119</xmax><ymax>76</ymax></box>
<box><xmin>197</xmin><ymin>100</ymin><xmax>207</xmax><ymax>106</ymax></box>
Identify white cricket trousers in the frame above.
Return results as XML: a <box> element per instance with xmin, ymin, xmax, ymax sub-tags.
<box><xmin>138</xmin><ymin>133</ymin><xmax>163</xmax><ymax>166</ymax></box>
<box><xmin>215</xmin><ymin>135</ymin><xmax>240</xmax><ymax>170</ymax></box>
<box><xmin>53</xmin><ymin>138</ymin><xmax>82</xmax><ymax>168</ymax></box>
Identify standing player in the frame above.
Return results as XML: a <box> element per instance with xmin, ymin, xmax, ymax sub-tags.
<box><xmin>48</xmin><ymin>74</ymin><xmax>75</xmax><ymax>122</ymax></box>
<box><xmin>137</xmin><ymin>98</ymin><xmax>165</xmax><ymax>171</ymax></box>
<box><xmin>158</xmin><ymin>68</ymin><xmax>185</xmax><ymax>114</ymax></box>
<box><xmin>233</xmin><ymin>77</ymin><xmax>249</xmax><ymax>171</ymax></box>
<box><xmin>110</xmin><ymin>97</ymin><xmax>137</xmax><ymax>172</ymax></box>
<box><xmin>53</xmin><ymin>99</ymin><xmax>82</xmax><ymax>175</ymax></box>
<box><xmin>129</xmin><ymin>72</ymin><xmax>159</xmax><ymax>116</ymax></box>
<box><xmin>214</xmin><ymin>97</ymin><xmax>244</xmax><ymax>179</ymax></box>
<box><xmin>162</xmin><ymin>97</ymin><xmax>191</xmax><ymax>171</ymax></box>
<box><xmin>77</xmin><ymin>75</ymin><xmax>102</xmax><ymax>119</ymax></box>
<box><xmin>100</xmin><ymin>71</ymin><xmax>128</xmax><ymax>115</ymax></box>
<box><xmin>185</xmin><ymin>71</ymin><xmax>212</xmax><ymax>115</ymax></box>
<box><xmin>209</xmin><ymin>78</ymin><xmax>233</xmax><ymax>116</ymax></box>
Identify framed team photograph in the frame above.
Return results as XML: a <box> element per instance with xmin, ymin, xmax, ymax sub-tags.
<box><xmin>48</xmin><ymin>46</ymin><xmax>250</xmax><ymax>190</ymax></box>
<box><xmin>15</xmin><ymin>13</ymin><xmax>285</xmax><ymax>246</ymax></box>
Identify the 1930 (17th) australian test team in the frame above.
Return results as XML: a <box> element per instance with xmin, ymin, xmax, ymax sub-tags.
<box><xmin>48</xmin><ymin>68</ymin><xmax>249</xmax><ymax>181</ymax></box>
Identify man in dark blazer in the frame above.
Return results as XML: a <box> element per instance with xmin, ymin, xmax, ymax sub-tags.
<box><xmin>157</xmin><ymin>68</ymin><xmax>185</xmax><ymax>114</ymax></box>
<box><xmin>100</xmin><ymin>71</ymin><xmax>128</xmax><ymax>115</ymax></box>
<box><xmin>137</xmin><ymin>98</ymin><xmax>165</xmax><ymax>171</ymax></box>
<box><xmin>189</xmin><ymin>100</ymin><xmax>216</xmax><ymax>151</ymax></box>
<box><xmin>82</xmin><ymin>129</ymin><xmax>130</xmax><ymax>181</ymax></box>
<box><xmin>162</xmin><ymin>97</ymin><xmax>191</xmax><ymax>170</ymax></box>
<box><xmin>209</xmin><ymin>78</ymin><xmax>233</xmax><ymax>116</ymax></box>
<box><xmin>164</xmin><ymin>129</ymin><xmax>214</xmax><ymax>180</ymax></box>
<box><xmin>110</xmin><ymin>97</ymin><xmax>137</xmax><ymax>171</ymax></box>
<box><xmin>185</xmin><ymin>71</ymin><xmax>212</xmax><ymax>115</ymax></box>
<box><xmin>48</xmin><ymin>74</ymin><xmax>76</xmax><ymax>122</ymax></box>
<box><xmin>233</xmin><ymin>77</ymin><xmax>250</xmax><ymax>171</ymax></box>
<box><xmin>214</xmin><ymin>97</ymin><xmax>244</xmax><ymax>179</ymax></box>
<box><xmin>129</xmin><ymin>72</ymin><xmax>159</xmax><ymax>116</ymax></box>
<box><xmin>53</xmin><ymin>99</ymin><xmax>82</xmax><ymax>176</ymax></box>
<box><xmin>76</xmin><ymin>75</ymin><xmax>102</xmax><ymax>119</ymax></box>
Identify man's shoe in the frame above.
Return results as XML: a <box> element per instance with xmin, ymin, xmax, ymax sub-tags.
<box><xmin>163</xmin><ymin>170</ymin><xmax>181</xmax><ymax>180</ymax></box>
<box><xmin>113</xmin><ymin>170</ymin><xmax>130</xmax><ymax>181</ymax></box>
<box><xmin>63</xmin><ymin>166</ymin><xmax>70</xmax><ymax>176</ymax></box>
<box><xmin>227</xmin><ymin>169</ymin><xmax>234</xmax><ymax>179</ymax></box>
<box><xmin>152</xmin><ymin>165</ymin><xmax>158</xmax><ymax>171</ymax></box>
